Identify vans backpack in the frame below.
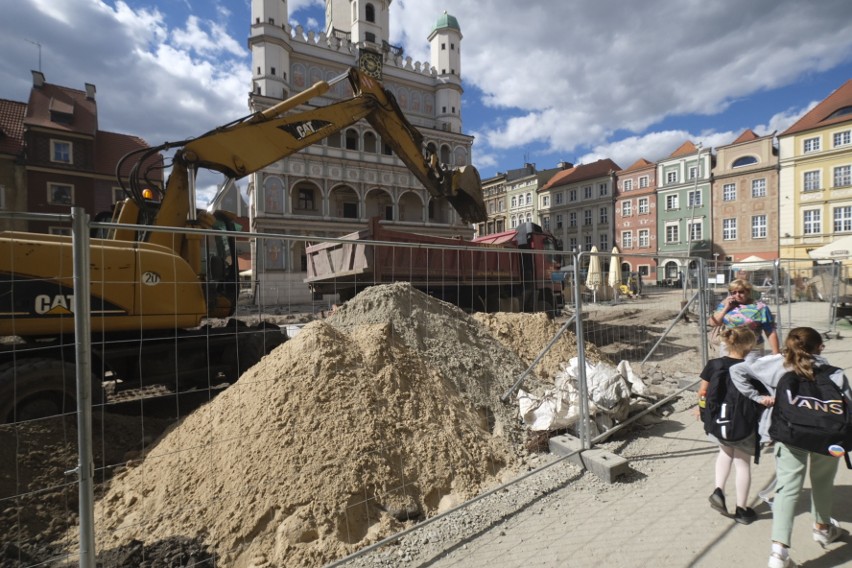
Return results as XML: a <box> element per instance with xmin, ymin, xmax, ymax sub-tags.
<box><xmin>769</xmin><ymin>365</ymin><xmax>852</xmax><ymax>467</ymax></box>
<box><xmin>701</xmin><ymin>359</ymin><xmax>765</xmax><ymax>462</ymax></box>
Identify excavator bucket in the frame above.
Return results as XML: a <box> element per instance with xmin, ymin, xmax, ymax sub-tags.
<box><xmin>448</xmin><ymin>166</ymin><xmax>487</xmax><ymax>224</ymax></box>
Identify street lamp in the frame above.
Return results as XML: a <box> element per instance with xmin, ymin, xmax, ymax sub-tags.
<box><xmin>684</xmin><ymin>143</ymin><xmax>704</xmax><ymax>301</ymax></box>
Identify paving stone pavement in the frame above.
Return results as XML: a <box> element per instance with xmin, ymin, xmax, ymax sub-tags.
<box><xmin>422</xmin><ymin>334</ymin><xmax>852</xmax><ymax>568</ymax></box>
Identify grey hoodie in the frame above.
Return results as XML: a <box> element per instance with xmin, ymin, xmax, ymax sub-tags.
<box><xmin>729</xmin><ymin>354</ymin><xmax>852</xmax><ymax>441</ymax></box>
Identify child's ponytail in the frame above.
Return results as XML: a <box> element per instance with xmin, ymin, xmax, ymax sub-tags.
<box><xmin>783</xmin><ymin>327</ymin><xmax>823</xmax><ymax>381</ymax></box>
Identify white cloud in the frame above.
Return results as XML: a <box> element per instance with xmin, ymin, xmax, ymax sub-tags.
<box><xmin>386</xmin><ymin>1</ymin><xmax>852</xmax><ymax>161</ymax></box>
<box><xmin>754</xmin><ymin>102</ymin><xmax>819</xmax><ymax>136</ymax></box>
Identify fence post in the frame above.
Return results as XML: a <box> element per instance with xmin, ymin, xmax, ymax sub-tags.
<box><xmin>573</xmin><ymin>251</ymin><xmax>591</xmax><ymax>449</ymax></box>
<box><xmin>72</xmin><ymin>207</ymin><xmax>96</xmax><ymax>568</ymax></box>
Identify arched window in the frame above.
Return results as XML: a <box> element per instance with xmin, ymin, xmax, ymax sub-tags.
<box><xmin>732</xmin><ymin>156</ymin><xmax>758</xmax><ymax>168</ymax></box>
<box><xmin>440</xmin><ymin>144</ymin><xmax>451</xmax><ymax>164</ymax></box>
<box><xmin>363</xmin><ymin>131</ymin><xmax>377</xmax><ymax>153</ymax></box>
<box><xmin>345</xmin><ymin>129</ymin><xmax>359</xmax><ymax>151</ymax></box>
<box><xmin>366</xmin><ymin>3</ymin><xmax>376</xmax><ymax>22</ymax></box>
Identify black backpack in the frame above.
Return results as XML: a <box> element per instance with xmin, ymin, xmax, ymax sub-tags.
<box><xmin>769</xmin><ymin>365</ymin><xmax>852</xmax><ymax>467</ymax></box>
<box><xmin>701</xmin><ymin>359</ymin><xmax>766</xmax><ymax>462</ymax></box>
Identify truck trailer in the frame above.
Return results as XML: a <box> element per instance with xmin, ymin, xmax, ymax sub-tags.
<box><xmin>305</xmin><ymin>217</ymin><xmax>564</xmax><ymax>315</ymax></box>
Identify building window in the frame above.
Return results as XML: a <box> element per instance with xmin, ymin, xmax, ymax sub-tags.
<box><xmin>569</xmin><ymin>212</ymin><xmax>576</xmax><ymax>227</ymax></box>
<box><xmin>665</xmin><ymin>223</ymin><xmax>679</xmax><ymax>243</ymax></box>
<box><xmin>541</xmin><ymin>195</ymin><xmax>550</xmax><ymax>207</ymax></box>
<box><xmin>639</xmin><ymin>176</ymin><xmax>649</xmax><ymax>188</ymax></box>
<box><xmin>688</xmin><ymin>166</ymin><xmax>698</xmax><ymax>180</ymax></box>
<box><xmin>498</xmin><ymin>201</ymin><xmax>505</xmax><ymax>212</ymax></box>
<box><xmin>569</xmin><ymin>237</ymin><xmax>577</xmax><ymax>251</ymax></box>
<box><xmin>569</xmin><ymin>189</ymin><xmax>576</xmax><ymax>202</ymax></box>
<box><xmin>834</xmin><ymin>130</ymin><xmax>851</xmax><ymax>148</ymax></box>
<box><xmin>555</xmin><ymin>192</ymin><xmax>564</xmax><ymax>205</ymax></box>
<box><xmin>834</xmin><ymin>206</ymin><xmax>852</xmax><ymax>232</ymax></box>
<box><xmin>804</xmin><ymin>170</ymin><xmax>821</xmax><ymax>192</ymax></box>
<box><xmin>665</xmin><ymin>194</ymin><xmax>679</xmax><ymax>210</ymax></box>
<box><xmin>666</xmin><ymin>170</ymin><xmax>678</xmax><ymax>184</ymax></box>
<box><xmin>366</xmin><ymin>3</ymin><xmax>375</xmax><ymax>22</ymax></box>
<box><xmin>723</xmin><ymin>218</ymin><xmax>737</xmax><ymax>240</ymax></box>
<box><xmin>345</xmin><ymin>129</ymin><xmax>359</xmax><ymax>150</ymax></box>
<box><xmin>584</xmin><ymin>235</ymin><xmax>593</xmax><ymax>251</ymax></box>
<box><xmin>623</xmin><ymin>179</ymin><xmax>633</xmax><ymax>191</ymax></box>
<box><xmin>732</xmin><ymin>156</ymin><xmax>758</xmax><ymax>168</ymax></box>
<box><xmin>583</xmin><ymin>186</ymin><xmax>592</xmax><ymax>199</ymax></box>
<box><xmin>803</xmin><ymin>137</ymin><xmax>821</xmax><ymax>153</ymax></box>
<box><xmin>51</xmin><ymin>140</ymin><xmax>72</xmax><ymax>164</ymax></box>
<box><xmin>526</xmin><ymin>192</ymin><xmax>532</xmax><ymax>205</ymax></box>
<box><xmin>297</xmin><ymin>188</ymin><xmax>315</xmax><ymax>210</ymax></box>
<box><xmin>600</xmin><ymin>234</ymin><xmax>608</xmax><ymax>251</ymax></box>
<box><xmin>638</xmin><ymin>197</ymin><xmax>649</xmax><ymax>214</ymax></box>
<box><xmin>803</xmin><ymin>209</ymin><xmax>821</xmax><ymax>235</ymax></box>
<box><xmin>556</xmin><ymin>214</ymin><xmax>563</xmax><ymax>229</ymax></box>
<box><xmin>599</xmin><ymin>207</ymin><xmax>608</xmax><ymax>224</ymax></box>
<box><xmin>511</xmin><ymin>196</ymin><xmax>517</xmax><ymax>208</ymax></box>
<box><xmin>622</xmin><ymin>201</ymin><xmax>632</xmax><ymax>216</ymax></box>
<box><xmin>48</xmin><ymin>183</ymin><xmax>73</xmax><ymax>205</ymax></box>
<box><xmin>723</xmin><ymin>183</ymin><xmax>736</xmax><ymax>201</ymax></box>
<box><xmin>688</xmin><ymin>220</ymin><xmax>702</xmax><ymax>241</ymax></box>
<box><xmin>112</xmin><ymin>187</ymin><xmax>125</xmax><ymax>204</ymax></box>
<box><xmin>598</xmin><ymin>182</ymin><xmax>608</xmax><ymax>196</ymax></box>
<box><xmin>542</xmin><ymin>217</ymin><xmax>550</xmax><ymax>230</ymax></box>
<box><xmin>751</xmin><ymin>178</ymin><xmax>767</xmax><ymax>197</ymax></box>
<box><xmin>622</xmin><ymin>231</ymin><xmax>633</xmax><ymax>249</ymax></box>
<box><xmin>638</xmin><ymin>229</ymin><xmax>649</xmax><ymax>248</ymax></box>
<box><xmin>584</xmin><ymin>209</ymin><xmax>592</xmax><ymax>225</ymax></box>
<box><xmin>688</xmin><ymin>189</ymin><xmax>702</xmax><ymax>208</ymax></box>
<box><xmin>834</xmin><ymin>165</ymin><xmax>851</xmax><ymax>188</ymax></box>
<box><xmin>752</xmin><ymin>215</ymin><xmax>767</xmax><ymax>238</ymax></box>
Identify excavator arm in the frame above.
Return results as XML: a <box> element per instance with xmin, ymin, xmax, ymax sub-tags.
<box><xmin>161</xmin><ymin>67</ymin><xmax>486</xmax><ymax>227</ymax></box>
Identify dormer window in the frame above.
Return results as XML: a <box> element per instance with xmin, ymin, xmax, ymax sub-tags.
<box><xmin>51</xmin><ymin>140</ymin><xmax>72</xmax><ymax>164</ymax></box>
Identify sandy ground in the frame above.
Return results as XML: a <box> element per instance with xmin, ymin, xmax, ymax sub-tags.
<box><xmin>1</xmin><ymin>284</ymin><xmax>710</xmax><ymax>567</ymax></box>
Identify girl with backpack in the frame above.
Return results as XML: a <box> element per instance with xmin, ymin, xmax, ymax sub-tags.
<box><xmin>698</xmin><ymin>327</ymin><xmax>772</xmax><ymax>525</ymax></box>
<box><xmin>730</xmin><ymin>327</ymin><xmax>852</xmax><ymax>568</ymax></box>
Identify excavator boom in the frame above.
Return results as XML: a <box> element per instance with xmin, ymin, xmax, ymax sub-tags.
<box><xmin>175</xmin><ymin>67</ymin><xmax>486</xmax><ymax>224</ymax></box>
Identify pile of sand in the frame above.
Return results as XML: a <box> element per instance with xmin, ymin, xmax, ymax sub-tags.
<box><xmin>92</xmin><ymin>283</ymin><xmax>558</xmax><ymax>567</ymax></box>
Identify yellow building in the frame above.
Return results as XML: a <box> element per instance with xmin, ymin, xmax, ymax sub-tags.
<box><xmin>778</xmin><ymin>79</ymin><xmax>852</xmax><ymax>265</ymax></box>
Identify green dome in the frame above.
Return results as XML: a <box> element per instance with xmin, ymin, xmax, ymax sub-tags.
<box><xmin>432</xmin><ymin>11</ymin><xmax>460</xmax><ymax>33</ymax></box>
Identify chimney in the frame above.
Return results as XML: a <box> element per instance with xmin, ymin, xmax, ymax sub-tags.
<box><xmin>85</xmin><ymin>83</ymin><xmax>96</xmax><ymax>100</ymax></box>
<box><xmin>558</xmin><ymin>161</ymin><xmax>573</xmax><ymax>170</ymax></box>
<box><xmin>32</xmin><ymin>70</ymin><xmax>45</xmax><ymax>87</ymax></box>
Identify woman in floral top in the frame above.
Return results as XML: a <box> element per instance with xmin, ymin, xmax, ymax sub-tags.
<box><xmin>708</xmin><ymin>278</ymin><xmax>780</xmax><ymax>362</ymax></box>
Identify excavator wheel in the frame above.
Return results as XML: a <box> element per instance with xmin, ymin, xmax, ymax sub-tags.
<box><xmin>0</xmin><ymin>359</ymin><xmax>103</xmax><ymax>424</ymax></box>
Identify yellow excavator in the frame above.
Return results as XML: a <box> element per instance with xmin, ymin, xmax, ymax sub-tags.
<box><xmin>0</xmin><ymin>66</ymin><xmax>487</xmax><ymax>422</ymax></box>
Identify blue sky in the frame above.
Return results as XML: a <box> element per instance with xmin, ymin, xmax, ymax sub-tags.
<box><xmin>2</xmin><ymin>0</ymin><xmax>852</xmax><ymax>204</ymax></box>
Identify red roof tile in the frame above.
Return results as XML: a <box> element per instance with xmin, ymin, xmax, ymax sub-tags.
<box><xmin>731</xmin><ymin>129</ymin><xmax>759</xmax><ymax>144</ymax></box>
<box><xmin>619</xmin><ymin>158</ymin><xmax>654</xmax><ymax>173</ymax></box>
<box><xmin>0</xmin><ymin>99</ymin><xmax>26</xmax><ymax>156</ymax></box>
<box><xmin>541</xmin><ymin>158</ymin><xmax>621</xmax><ymax>190</ymax></box>
<box><xmin>781</xmin><ymin>79</ymin><xmax>852</xmax><ymax>136</ymax></box>
<box><xmin>25</xmin><ymin>81</ymin><xmax>97</xmax><ymax>135</ymax></box>
<box><xmin>669</xmin><ymin>140</ymin><xmax>698</xmax><ymax>157</ymax></box>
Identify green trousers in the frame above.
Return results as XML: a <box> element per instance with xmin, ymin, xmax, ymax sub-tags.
<box><xmin>771</xmin><ymin>442</ymin><xmax>840</xmax><ymax>546</ymax></box>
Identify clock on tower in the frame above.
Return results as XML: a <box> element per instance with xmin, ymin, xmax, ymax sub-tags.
<box><xmin>358</xmin><ymin>49</ymin><xmax>383</xmax><ymax>80</ymax></box>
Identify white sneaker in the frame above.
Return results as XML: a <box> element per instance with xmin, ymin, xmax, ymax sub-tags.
<box><xmin>813</xmin><ymin>521</ymin><xmax>847</xmax><ymax>547</ymax></box>
<box><xmin>767</xmin><ymin>551</ymin><xmax>797</xmax><ymax>568</ymax></box>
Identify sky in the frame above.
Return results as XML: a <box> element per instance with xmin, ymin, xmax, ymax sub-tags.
<box><xmin>2</xmin><ymin>0</ymin><xmax>852</xmax><ymax>206</ymax></box>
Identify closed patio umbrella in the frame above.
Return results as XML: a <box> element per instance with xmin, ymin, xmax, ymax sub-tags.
<box><xmin>608</xmin><ymin>246</ymin><xmax>622</xmax><ymax>303</ymax></box>
<box><xmin>586</xmin><ymin>246</ymin><xmax>602</xmax><ymax>303</ymax></box>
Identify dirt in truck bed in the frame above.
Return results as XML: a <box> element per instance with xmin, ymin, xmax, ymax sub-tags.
<box><xmin>0</xmin><ymin>283</ymin><xmax>693</xmax><ymax>567</ymax></box>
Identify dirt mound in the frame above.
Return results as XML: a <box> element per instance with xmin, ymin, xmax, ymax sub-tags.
<box><xmin>92</xmin><ymin>283</ymin><xmax>539</xmax><ymax>567</ymax></box>
<box><xmin>472</xmin><ymin>312</ymin><xmax>608</xmax><ymax>381</ymax></box>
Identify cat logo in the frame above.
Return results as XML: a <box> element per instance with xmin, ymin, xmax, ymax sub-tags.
<box><xmin>279</xmin><ymin>120</ymin><xmax>333</xmax><ymax>141</ymax></box>
<box><xmin>35</xmin><ymin>294</ymin><xmax>74</xmax><ymax>315</ymax></box>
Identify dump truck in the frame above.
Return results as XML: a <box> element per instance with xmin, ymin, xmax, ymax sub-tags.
<box><xmin>305</xmin><ymin>217</ymin><xmax>564</xmax><ymax>315</ymax></box>
<box><xmin>0</xmin><ymin>64</ymin><xmax>487</xmax><ymax>422</ymax></box>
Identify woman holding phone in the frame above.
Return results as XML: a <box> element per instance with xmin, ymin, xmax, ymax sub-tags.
<box><xmin>708</xmin><ymin>278</ymin><xmax>780</xmax><ymax>362</ymax></box>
